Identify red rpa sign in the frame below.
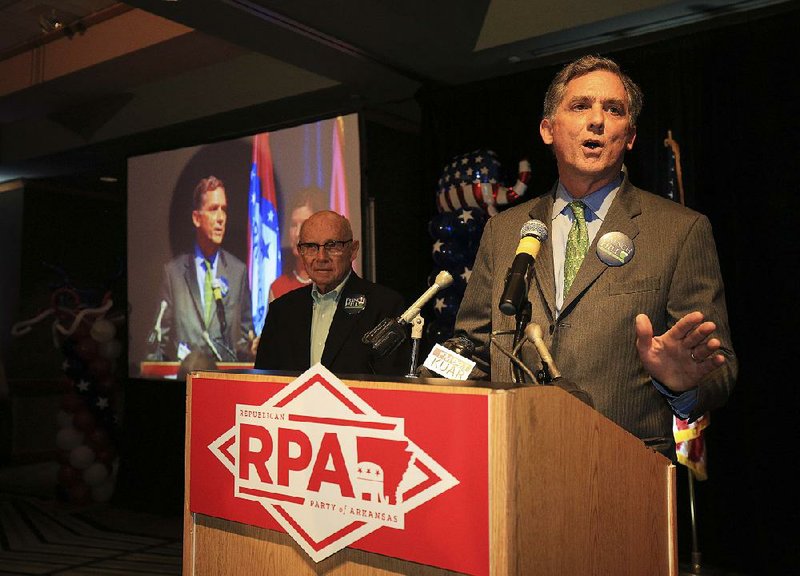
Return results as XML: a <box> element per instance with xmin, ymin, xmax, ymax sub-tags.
<box><xmin>190</xmin><ymin>365</ymin><xmax>490</xmax><ymax>574</ymax></box>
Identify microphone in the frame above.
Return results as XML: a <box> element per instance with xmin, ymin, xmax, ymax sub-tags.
<box><xmin>524</xmin><ymin>322</ymin><xmax>561</xmax><ymax>380</ymax></box>
<box><xmin>400</xmin><ymin>270</ymin><xmax>454</xmax><ymax>323</ymax></box>
<box><xmin>498</xmin><ymin>220</ymin><xmax>548</xmax><ymax>316</ymax></box>
<box><xmin>363</xmin><ymin>270</ymin><xmax>453</xmax><ymax>358</ymax></box>
<box><xmin>147</xmin><ymin>300</ymin><xmax>168</xmax><ymax>345</ymax></box>
<box><xmin>523</xmin><ymin>322</ymin><xmax>594</xmax><ymax>407</ymax></box>
<box><xmin>202</xmin><ymin>330</ymin><xmax>223</xmax><ymax>362</ymax></box>
<box><xmin>211</xmin><ymin>279</ymin><xmax>227</xmax><ymax>333</ymax></box>
<box><xmin>418</xmin><ymin>336</ymin><xmax>478</xmax><ymax>380</ymax></box>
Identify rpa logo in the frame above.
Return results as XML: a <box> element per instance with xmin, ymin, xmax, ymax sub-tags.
<box><xmin>208</xmin><ymin>365</ymin><xmax>458</xmax><ymax>562</ymax></box>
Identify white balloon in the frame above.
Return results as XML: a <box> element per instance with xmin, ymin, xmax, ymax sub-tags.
<box><xmin>56</xmin><ymin>427</ymin><xmax>84</xmax><ymax>451</ymax></box>
<box><xmin>69</xmin><ymin>445</ymin><xmax>96</xmax><ymax>470</ymax></box>
<box><xmin>91</xmin><ymin>478</ymin><xmax>115</xmax><ymax>503</ymax></box>
<box><xmin>56</xmin><ymin>410</ymin><xmax>73</xmax><ymax>429</ymax></box>
<box><xmin>90</xmin><ymin>319</ymin><xmax>116</xmax><ymax>343</ymax></box>
<box><xmin>83</xmin><ymin>462</ymin><xmax>109</xmax><ymax>486</ymax></box>
<box><xmin>97</xmin><ymin>339</ymin><xmax>122</xmax><ymax>360</ymax></box>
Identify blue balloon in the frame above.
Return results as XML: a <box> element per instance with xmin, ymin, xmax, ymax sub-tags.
<box><xmin>449</xmin><ymin>266</ymin><xmax>472</xmax><ymax>293</ymax></box>
<box><xmin>452</xmin><ymin>208</ymin><xmax>487</xmax><ymax>242</ymax></box>
<box><xmin>431</xmin><ymin>240</ymin><xmax>466</xmax><ymax>269</ymax></box>
<box><xmin>428</xmin><ymin>211</ymin><xmax>457</xmax><ymax>240</ymax></box>
<box><xmin>430</xmin><ymin>288</ymin><xmax>461</xmax><ymax>319</ymax></box>
<box><xmin>425</xmin><ymin>317</ymin><xmax>455</xmax><ymax>346</ymax></box>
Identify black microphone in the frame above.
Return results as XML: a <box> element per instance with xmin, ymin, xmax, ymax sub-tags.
<box><xmin>212</xmin><ymin>279</ymin><xmax>227</xmax><ymax>334</ymax></box>
<box><xmin>498</xmin><ymin>220</ymin><xmax>548</xmax><ymax>316</ymax></box>
<box><xmin>363</xmin><ymin>270</ymin><xmax>453</xmax><ymax>358</ymax></box>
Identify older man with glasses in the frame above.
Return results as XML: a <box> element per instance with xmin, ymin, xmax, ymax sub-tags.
<box><xmin>255</xmin><ymin>210</ymin><xmax>409</xmax><ymax>376</ymax></box>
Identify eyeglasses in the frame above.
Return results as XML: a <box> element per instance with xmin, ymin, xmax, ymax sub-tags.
<box><xmin>297</xmin><ymin>239</ymin><xmax>352</xmax><ymax>256</ymax></box>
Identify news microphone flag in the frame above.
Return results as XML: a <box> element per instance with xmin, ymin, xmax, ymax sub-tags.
<box><xmin>249</xmin><ymin>132</ymin><xmax>281</xmax><ymax>335</ymax></box>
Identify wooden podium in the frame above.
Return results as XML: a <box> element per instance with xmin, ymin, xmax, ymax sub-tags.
<box><xmin>183</xmin><ymin>370</ymin><xmax>677</xmax><ymax>576</ymax></box>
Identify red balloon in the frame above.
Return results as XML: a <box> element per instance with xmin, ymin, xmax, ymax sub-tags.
<box><xmin>95</xmin><ymin>378</ymin><xmax>115</xmax><ymax>392</ymax></box>
<box><xmin>73</xmin><ymin>408</ymin><xmax>96</xmax><ymax>432</ymax></box>
<box><xmin>67</xmin><ymin>480</ymin><xmax>91</xmax><ymax>504</ymax></box>
<box><xmin>89</xmin><ymin>358</ymin><xmax>112</xmax><ymax>379</ymax></box>
<box><xmin>61</xmin><ymin>393</ymin><xmax>85</xmax><ymax>413</ymax></box>
<box><xmin>95</xmin><ymin>446</ymin><xmax>117</xmax><ymax>465</ymax></box>
<box><xmin>87</xmin><ymin>428</ymin><xmax>111</xmax><ymax>449</ymax></box>
<box><xmin>73</xmin><ymin>320</ymin><xmax>92</xmax><ymax>340</ymax></box>
<box><xmin>56</xmin><ymin>449</ymin><xmax>72</xmax><ymax>465</ymax></box>
<box><xmin>58</xmin><ymin>464</ymin><xmax>81</xmax><ymax>487</ymax></box>
<box><xmin>75</xmin><ymin>337</ymin><xmax>98</xmax><ymax>361</ymax></box>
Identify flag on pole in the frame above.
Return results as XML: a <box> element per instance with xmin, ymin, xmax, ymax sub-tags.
<box><xmin>248</xmin><ymin>132</ymin><xmax>281</xmax><ymax>335</ymax></box>
<box><xmin>329</xmin><ymin>116</ymin><xmax>349</xmax><ymax>218</ymax></box>
<box><xmin>665</xmin><ymin>129</ymin><xmax>709</xmax><ymax>479</ymax></box>
<box><xmin>674</xmin><ymin>413</ymin><xmax>709</xmax><ymax>480</ymax></box>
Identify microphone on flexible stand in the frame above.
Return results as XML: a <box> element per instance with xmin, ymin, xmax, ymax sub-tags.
<box><xmin>202</xmin><ymin>331</ymin><xmax>223</xmax><ymax>362</ymax></box>
<box><xmin>363</xmin><ymin>270</ymin><xmax>453</xmax><ymax>358</ymax></box>
<box><xmin>523</xmin><ymin>323</ymin><xmax>594</xmax><ymax>407</ymax></box>
<box><xmin>524</xmin><ymin>322</ymin><xmax>560</xmax><ymax>381</ymax></box>
<box><xmin>147</xmin><ymin>300</ymin><xmax>168</xmax><ymax>360</ymax></box>
<box><xmin>405</xmin><ymin>315</ymin><xmax>425</xmax><ymax>378</ymax></box>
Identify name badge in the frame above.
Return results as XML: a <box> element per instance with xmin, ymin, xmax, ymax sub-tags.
<box><xmin>344</xmin><ymin>295</ymin><xmax>366</xmax><ymax>314</ymax></box>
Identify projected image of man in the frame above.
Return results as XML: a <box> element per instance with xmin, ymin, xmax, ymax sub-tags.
<box><xmin>149</xmin><ymin>176</ymin><xmax>256</xmax><ymax>363</ymax></box>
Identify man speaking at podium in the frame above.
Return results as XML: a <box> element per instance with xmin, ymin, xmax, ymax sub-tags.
<box><xmin>151</xmin><ymin>176</ymin><xmax>256</xmax><ymax>363</ymax></box>
<box><xmin>255</xmin><ymin>210</ymin><xmax>408</xmax><ymax>376</ymax></box>
<box><xmin>454</xmin><ymin>55</ymin><xmax>737</xmax><ymax>456</ymax></box>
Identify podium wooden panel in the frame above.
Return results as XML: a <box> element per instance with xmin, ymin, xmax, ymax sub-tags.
<box><xmin>183</xmin><ymin>372</ymin><xmax>676</xmax><ymax>576</ymax></box>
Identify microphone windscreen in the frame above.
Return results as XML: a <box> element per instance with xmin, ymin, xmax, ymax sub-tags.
<box><xmin>520</xmin><ymin>219</ymin><xmax>548</xmax><ymax>241</ymax></box>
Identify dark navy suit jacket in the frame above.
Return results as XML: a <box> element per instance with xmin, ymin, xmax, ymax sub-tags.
<box><xmin>254</xmin><ymin>272</ymin><xmax>409</xmax><ymax>376</ymax></box>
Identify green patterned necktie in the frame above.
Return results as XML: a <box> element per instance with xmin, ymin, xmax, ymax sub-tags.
<box><xmin>204</xmin><ymin>259</ymin><xmax>214</xmax><ymax>324</ymax></box>
<box><xmin>564</xmin><ymin>201</ymin><xmax>589</xmax><ymax>295</ymax></box>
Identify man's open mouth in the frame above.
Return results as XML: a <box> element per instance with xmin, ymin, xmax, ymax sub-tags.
<box><xmin>583</xmin><ymin>140</ymin><xmax>602</xmax><ymax>150</ymax></box>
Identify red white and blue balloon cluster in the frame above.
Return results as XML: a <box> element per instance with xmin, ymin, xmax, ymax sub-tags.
<box><xmin>426</xmin><ymin>149</ymin><xmax>531</xmax><ymax>344</ymax></box>
<box><xmin>12</xmin><ymin>285</ymin><xmax>124</xmax><ymax>505</ymax></box>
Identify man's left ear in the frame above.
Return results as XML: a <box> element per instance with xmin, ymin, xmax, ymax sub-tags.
<box><xmin>539</xmin><ymin>118</ymin><xmax>554</xmax><ymax>145</ymax></box>
<box><xmin>626</xmin><ymin>128</ymin><xmax>637</xmax><ymax>151</ymax></box>
<box><xmin>350</xmin><ymin>240</ymin><xmax>360</xmax><ymax>262</ymax></box>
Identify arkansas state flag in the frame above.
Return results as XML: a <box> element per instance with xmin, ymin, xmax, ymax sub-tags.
<box><xmin>248</xmin><ymin>132</ymin><xmax>281</xmax><ymax>335</ymax></box>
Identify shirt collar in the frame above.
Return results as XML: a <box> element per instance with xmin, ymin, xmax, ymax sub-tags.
<box><xmin>311</xmin><ymin>270</ymin><xmax>352</xmax><ymax>304</ymax></box>
<box><xmin>194</xmin><ymin>244</ymin><xmax>219</xmax><ymax>266</ymax></box>
<box><xmin>551</xmin><ymin>173</ymin><xmax>623</xmax><ymax>223</ymax></box>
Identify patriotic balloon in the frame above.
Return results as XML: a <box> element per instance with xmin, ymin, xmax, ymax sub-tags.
<box><xmin>435</xmin><ymin>149</ymin><xmax>531</xmax><ymax>216</ymax></box>
<box><xmin>425</xmin><ymin>149</ymin><xmax>528</xmax><ymax>347</ymax></box>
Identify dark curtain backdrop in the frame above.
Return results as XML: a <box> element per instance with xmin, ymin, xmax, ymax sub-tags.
<box><xmin>414</xmin><ymin>7</ymin><xmax>799</xmax><ymax>575</ymax></box>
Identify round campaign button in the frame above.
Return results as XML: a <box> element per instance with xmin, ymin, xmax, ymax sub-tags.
<box><xmin>596</xmin><ymin>232</ymin><xmax>634</xmax><ymax>266</ymax></box>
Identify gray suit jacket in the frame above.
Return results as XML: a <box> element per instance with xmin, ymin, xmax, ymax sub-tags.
<box><xmin>455</xmin><ymin>176</ymin><xmax>737</xmax><ymax>449</ymax></box>
<box><xmin>154</xmin><ymin>249</ymin><xmax>254</xmax><ymax>362</ymax></box>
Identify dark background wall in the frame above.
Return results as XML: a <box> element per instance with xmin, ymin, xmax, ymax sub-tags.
<box><xmin>2</xmin><ymin>7</ymin><xmax>797</xmax><ymax>576</ymax></box>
